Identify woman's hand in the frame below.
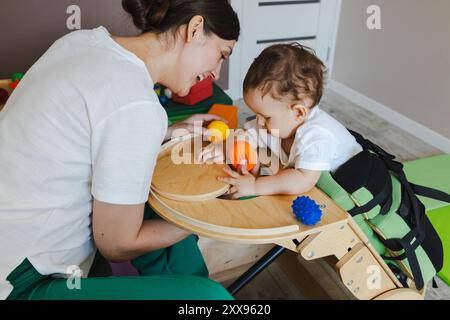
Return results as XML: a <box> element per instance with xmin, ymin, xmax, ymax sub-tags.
<box><xmin>166</xmin><ymin>114</ymin><xmax>228</xmax><ymax>140</ymax></box>
<box><xmin>218</xmin><ymin>163</ymin><xmax>257</xmax><ymax>199</ymax></box>
<box><xmin>197</xmin><ymin>142</ymin><xmax>226</xmax><ymax>164</ymax></box>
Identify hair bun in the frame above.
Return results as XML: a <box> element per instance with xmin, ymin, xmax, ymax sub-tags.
<box><xmin>122</xmin><ymin>0</ymin><xmax>170</xmax><ymax>32</ymax></box>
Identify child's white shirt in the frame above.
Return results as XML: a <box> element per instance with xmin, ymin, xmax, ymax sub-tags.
<box><xmin>244</xmin><ymin>107</ymin><xmax>363</xmax><ymax>172</ymax></box>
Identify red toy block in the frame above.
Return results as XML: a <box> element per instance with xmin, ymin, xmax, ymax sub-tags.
<box><xmin>9</xmin><ymin>79</ymin><xmax>20</xmax><ymax>90</ymax></box>
<box><xmin>172</xmin><ymin>77</ymin><xmax>213</xmax><ymax>106</ymax></box>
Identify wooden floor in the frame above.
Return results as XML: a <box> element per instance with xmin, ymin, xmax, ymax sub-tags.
<box><xmin>228</xmin><ymin>88</ymin><xmax>448</xmax><ymax>300</ymax></box>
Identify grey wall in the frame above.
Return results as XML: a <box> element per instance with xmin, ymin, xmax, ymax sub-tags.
<box><xmin>332</xmin><ymin>0</ymin><xmax>450</xmax><ymax>139</ymax></box>
<box><xmin>0</xmin><ymin>0</ymin><xmax>229</xmax><ymax>89</ymax></box>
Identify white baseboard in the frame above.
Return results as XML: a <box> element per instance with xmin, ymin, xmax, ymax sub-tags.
<box><xmin>329</xmin><ymin>80</ymin><xmax>450</xmax><ymax>154</ymax></box>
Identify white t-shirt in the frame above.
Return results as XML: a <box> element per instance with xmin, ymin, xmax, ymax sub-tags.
<box><xmin>0</xmin><ymin>26</ymin><xmax>168</xmax><ymax>299</ymax></box>
<box><xmin>244</xmin><ymin>107</ymin><xmax>362</xmax><ymax>172</ymax></box>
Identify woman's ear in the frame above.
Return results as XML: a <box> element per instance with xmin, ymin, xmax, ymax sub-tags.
<box><xmin>186</xmin><ymin>15</ymin><xmax>206</xmax><ymax>43</ymax></box>
<box><xmin>291</xmin><ymin>104</ymin><xmax>309</xmax><ymax>122</ymax></box>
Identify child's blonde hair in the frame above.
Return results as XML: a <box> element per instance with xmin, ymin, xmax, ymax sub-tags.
<box><xmin>243</xmin><ymin>43</ymin><xmax>327</xmax><ymax>108</ymax></box>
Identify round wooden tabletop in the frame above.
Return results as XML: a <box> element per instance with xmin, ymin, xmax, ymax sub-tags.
<box><xmin>149</xmin><ymin>135</ymin><xmax>349</xmax><ymax>244</ymax></box>
<box><xmin>148</xmin><ymin>187</ymin><xmax>349</xmax><ymax>244</ymax></box>
<box><xmin>151</xmin><ymin>135</ymin><xmax>230</xmax><ymax>201</ymax></box>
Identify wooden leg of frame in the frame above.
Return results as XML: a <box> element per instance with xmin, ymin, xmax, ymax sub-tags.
<box><xmin>336</xmin><ymin>243</ymin><xmax>398</xmax><ymax>300</ymax></box>
<box><xmin>274</xmin><ymin>236</ymin><xmax>307</xmax><ymax>252</ymax></box>
<box><xmin>373</xmin><ymin>288</ymin><xmax>424</xmax><ymax>300</ymax></box>
<box><xmin>298</xmin><ymin>223</ymin><xmax>361</xmax><ymax>261</ymax></box>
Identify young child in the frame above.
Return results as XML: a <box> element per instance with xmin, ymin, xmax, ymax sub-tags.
<box><xmin>203</xmin><ymin>43</ymin><xmax>362</xmax><ymax>199</ymax></box>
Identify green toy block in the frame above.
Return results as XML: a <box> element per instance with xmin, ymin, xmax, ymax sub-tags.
<box><xmin>11</xmin><ymin>73</ymin><xmax>24</xmax><ymax>82</ymax></box>
<box><xmin>168</xmin><ymin>114</ymin><xmax>192</xmax><ymax>124</ymax></box>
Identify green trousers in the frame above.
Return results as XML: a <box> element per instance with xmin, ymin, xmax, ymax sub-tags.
<box><xmin>6</xmin><ymin>204</ymin><xmax>232</xmax><ymax>300</ymax></box>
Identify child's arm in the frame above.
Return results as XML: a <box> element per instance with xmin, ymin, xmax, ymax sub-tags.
<box><xmin>255</xmin><ymin>168</ymin><xmax>321</xmax><ymax>195</ymax></box>
<box><xmin>219</xmin><ymin>166</ymin><xmax>321</xmax><ymax>199</ymax></box>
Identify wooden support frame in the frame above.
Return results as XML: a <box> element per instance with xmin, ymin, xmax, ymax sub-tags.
<box><xmin>148</xmin><ymin>136</ymin><xmax>425</xmax><ymax>300</ymax></box>
<box><xmin>150</xmin><ymin>190</ymin><xmax>426</xmax><ymax>300</ymax></box>
<box><xmin>297</xmin><ymin>222</ymin><xmax>360</xmax><ymax>260</ymax></box>
<box><xmin>335</xmin><ymin>243</ymin><xmax>396</xmax><ymax>300</ymax></box>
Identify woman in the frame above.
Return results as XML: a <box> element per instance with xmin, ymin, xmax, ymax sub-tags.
<box><xmin>0</xmin><ymin>0</ymin><xmax>239</xmax><ymax>300</ymax></box>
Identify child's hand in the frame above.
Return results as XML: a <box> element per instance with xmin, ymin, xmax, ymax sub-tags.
<box><xmin>197</xmin><ymin>143</ymin><xmax>225</xmax><ymax>164</ymax></box>
<box><xmin>218</xmin><ymin>163</ymin><xmax>257</xmax><ymax>199</ymax></box>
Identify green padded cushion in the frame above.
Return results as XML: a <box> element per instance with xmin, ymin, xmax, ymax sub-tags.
<box><xmin>404</xmin><ymin>154</ymin><xmax>450</xmax><ymax>285</ymax></box>
<box><xmin>317</xmin><ymin>172</ymin><xmax>355</xmax><ymax>211</ymax></box>
<box><xmin>370</xmin><ymin>206</ymin><xmax>437</xmax><ymax>284</ymax></box>
<box><xmin>404</xmin><ymin>154</ymin><xmax>450</xmax><ymax>211</ymax></box>
<box><xmin>427</xmin><ymin>206</ymin><xmax>450</xmax><ymax>285</ymax></box>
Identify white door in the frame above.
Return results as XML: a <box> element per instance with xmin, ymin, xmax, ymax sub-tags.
<box><xmin>227</xmin><ymin>0</ymin><xmax>341</xmax><ymax>100</ymax></box>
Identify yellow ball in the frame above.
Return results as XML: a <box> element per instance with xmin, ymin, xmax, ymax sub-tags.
<box><xmin>208</xmin><ymin>121</ymin><xmax>230</xmax><ymax>142</ymax></box>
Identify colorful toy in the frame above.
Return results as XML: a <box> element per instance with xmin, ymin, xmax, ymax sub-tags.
<box><xmin>8</xmin><ymin>73</ymin><xmax>24</xmax><ymax>91</ymax></box>
<box><xmin>208</xmin><ymin>120</ymin><xmax>230</xmax><ymax>142</ymax></box>
<box><xmin>154</xmin><ymin>84</ymin><xmax>162</xmax><ymax>96</ymax></box>
<box><xmin>172</xmin><ymin>77</ymin><xmax>213</xmax><ymax>106</ymax></box>
<box><xmin>208</xmin><ymin>104</ymin><xmax>238</xmax><ymax>129</ymax></box>
<box><xmin>9</xmin><ymin>80</ymin><xmax>20</xmax><ymax>90</ymax></box>
<box><xmin>154</xmin><ymin>84</ymin><xmax>170</xmax><ymax>106</ymax></box>
<box><xmin>229</xmin><ymin>140</ymin><xmax>258</xmax><ymax>172</ymax></box>
<box><xmin>11</xmin><ymin>73</ymin><xmax>24</xmax><ymax>82</ymax></box>
<box><xmin>0</xmin><ymin>88</ymin><xmax>9</xmax><ymax>105</ymax></box>
<box><xmin>159</xmin><ymin>95</ymin><xmax>169</xmax><ymax>106</ymax></box>
<box><xmin>291</xmin><ymin>196</ymin><xmax>323</xmax><ymax>226</ymax></box>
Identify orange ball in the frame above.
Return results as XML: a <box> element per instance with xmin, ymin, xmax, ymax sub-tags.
<box><xmin>229</xmin><ymin>140</ymin><xmax>258</xmax><ymax>171</ymax></box>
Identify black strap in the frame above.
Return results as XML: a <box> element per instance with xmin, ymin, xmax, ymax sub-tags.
<box><xmin>398</xmin><ymin>186</ymin><xmax>411</xmax><ymax>219</ymax></box>
<box><xmin>432</xmin><ymin>277</ymin><xmax>439</xmax><ymax>289</ymax></box>
<box><xmin>380</xmin><ymin>184</ymin><xmax>394</xmax><ymax>216</ymax></box>
<box><xmin>380</xmin><ymin>227</ymin><xmax>424</xmax><ymax>261</ymax></box>
<box><xmin>399</xmin><ymin>237</ymin><xmax>424</xmax><ymax>290</ymax></box>
<box><xmin>348</xmin><ymin>129</ymin><xmax>429</xmax><ymax>289</ymax></box>
<box><xmin>348</xmin><ymin>129</ymin><xmax>449</xmax><ymax>290</ymax></box>
<box><xmin>381</xmin><ymin>230</ymin><xmax>425</xmax><ymax>289</ymax></box>
<box><xmin>387</xmin><ymin>263</ymin><xmax>410</xmax><ymax>288</ymax></box>
<box><xmin>348</xmin><ymin>179</ymin><xmax>392</xmax><ymax>216</ymax></box>
<box><xmin>351</xmin><ymin>130</ymin><xmax>424</xmax><ymax>232</ymax></box>
<box><xmin>349</xmin><ymin>130</ymin><xmax>396</xmax><ymax>161</ymax></box>
<box><xmin>411</xmin><ymin>183</ymin><xmax>450</xmax><ymax>204</ymax></box>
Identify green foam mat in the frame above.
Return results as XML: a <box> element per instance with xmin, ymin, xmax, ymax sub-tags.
<box><xmin>404</xmin><ymin>154</ymin><xmax>450</xmax><ymax>211</ymax></box>
<box><xmin>404</xmin><ymin>154</ymin><xmax>450</xmax><ymax>285</ymax></box>
<box><xmin>427</xmin><ymin>206</ymin><xmax>450</xmax><ymax>285</ymax></box>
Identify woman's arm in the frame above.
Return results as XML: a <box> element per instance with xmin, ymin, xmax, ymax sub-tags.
<box><xmin>165</xmin><ymin>114</ymin><xmax>228</xmax><ymax>141</ymax></box>
<box><xmin>92</xmin><ymin>199</ymin><xmax>190</xmax><ymax>262</ymax></box>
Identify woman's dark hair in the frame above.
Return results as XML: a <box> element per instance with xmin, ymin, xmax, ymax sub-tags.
<box><xmin>244</xmin><ymin>43</ymin><xmax>327</xmax><ymax>109</ymax></box>
<box><xmin>122</xmin><ymin>0</ymin><xmax>240</xmax><ymax>41</ymax></box>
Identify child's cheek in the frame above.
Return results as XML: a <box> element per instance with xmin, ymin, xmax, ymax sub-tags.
<box><xmin>266</xmin><ymin>120</ymin><xmax>277</xmax><ymax>132</ymax></box>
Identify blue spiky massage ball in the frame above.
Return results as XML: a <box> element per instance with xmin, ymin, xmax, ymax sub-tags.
<box><xmin>291</xmin><ymin>196</ymin><xmax>322</xmax><ymax>226</ymax></box>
